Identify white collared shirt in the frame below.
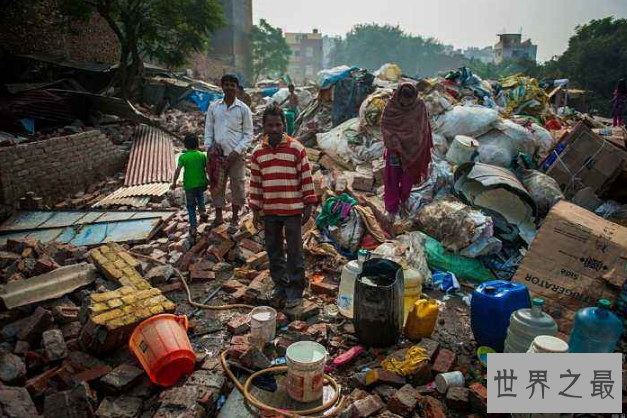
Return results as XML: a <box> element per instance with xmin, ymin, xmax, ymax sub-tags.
<box><xmin>204</xmin><ymin>98</ymin><xmax>253</xmax><ymax>156</ymax></box>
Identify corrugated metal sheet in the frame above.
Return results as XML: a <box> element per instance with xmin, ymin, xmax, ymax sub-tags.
<box><xmin>92</xmin><ymin>183</ymin><xmax>170</xmax><ymax>208</ymax></box>
<box><xmin>8</xmin><ymin>90</ymin><xmax>76</xmax><ymax>123</ymax></box>
<box><xmin>0</xmin><ymin>210</ymin><xmax>175</xmax><ymax>247</ymax></box>
<box><xmin>125</xmin><ymin>125</ymin><xmax>176</xmax><ymax>186</ymax></box>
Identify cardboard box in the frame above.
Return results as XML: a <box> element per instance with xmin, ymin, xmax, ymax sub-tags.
<box><xmin>542</xmin><ymin>122</ymin><xmax>627</xmax><ymax>198</ymax></box>
<box><xmin>512</xmin><ymin>201</ymin><xmax>627</xmax><ymax>332</ymax></box>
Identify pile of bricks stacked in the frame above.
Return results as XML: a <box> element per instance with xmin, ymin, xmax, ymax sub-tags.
<box><xmin>79</xmin><ymin>243</ymin><xmax>175</xmax><ymax>353</ymax></box>
<box><xmin>0</xmin><ymin>130</ymin><xmax>126</xmax><ymax>206</ymax></box>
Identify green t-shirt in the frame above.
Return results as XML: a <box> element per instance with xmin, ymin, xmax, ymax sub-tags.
<box><xmin>178</xmin><ymin>150</ymin><xmax>208</xmax><ymax>190</ymax></box>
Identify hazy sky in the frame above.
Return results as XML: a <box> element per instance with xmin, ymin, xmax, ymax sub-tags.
<box><xmin>254</xmin><ymin>0</ymin><xmax>627</xmax><ymax>61</ymax></box>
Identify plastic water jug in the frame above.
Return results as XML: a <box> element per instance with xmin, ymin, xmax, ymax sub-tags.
<box><xmin>471</xmin><ymin>280</ymin><xmax>531</xmax><ymax>352</ymax></box>
<box><xmin>504</xmin><ymin>298</ymin><xmax>558</xmax><ymax>353</ymax></box>
<box><xmin>404</xmin><ymin>299</ymin><xmax>439</xmax><ymax>341</ymax></box>
<box><xmin>403</xmin><ymin>267</ymin><xmax>423</xmax><ymax>325</ymax></box>
<box><xmin>354</xmin><ymin>258</ymin><xmax>404</xmax><ymax>348</ymax></box>
<box><xmin>337</xmin><ymin>249</ymin><xmax>369</xmax><ymax>318</ymax></box>
<box><xmin>569</xmin><ymin>299</ymin><xmax>623</xmax><ymax>353</ymax></box>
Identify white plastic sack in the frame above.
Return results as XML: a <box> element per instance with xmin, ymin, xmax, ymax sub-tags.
<box><xmin>270</xmin><ymin>88</ymin><xmax>289</xmax><ymax>105</ymax></box>
<box><xmin>316</xmin><ymin>118</ymin><xmax>384</xmax><ymax>166</ymax></box>
<box><xmin>433</xmin><ymin>106</ymin><xmax>499</xmax><ymax>140</ymax></box>
<box><xmin>374</xmin><ymin>63</ymin><xmax>403</xmax><ymax>82</ymax></box>
<box><xmin>522</xmin><ymin>170</ymin><xmax>564</xmax><ymax>218</ymax></box>
<box><xmin>475</xmin><ymin>120</ymin><xmax>536</xmax><ymax>168</ymax></box>
<box><xmin>432</xmin><ymin>133</ymin><xmax>449</xmax><ymax>158</ymax></box>
<box><xmin>328</xmin><ymin>209</ymin><xmax>364</xmax><ymax>253</ymax></box>
<box><xmin>425</xmin><ymin>90</ymin><xmax>453</xmax><ymax>117</ymax></box>
<box><xmin>397</xmin><ymin>231</ymin><xmax>432</xmax><ymax>285</ymax></box>
<box><xmin>529</xmin><ymin>123</ymin><xmax>555</xmax><ymax>161</ymax></box>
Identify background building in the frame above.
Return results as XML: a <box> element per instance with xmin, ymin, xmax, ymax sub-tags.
<box><xmin>494</xmin><ymin>33</ymin><xmax>537</xmax><ymax>64</ymax></box>
<box><xmin>464</xmin><ymin>46</ymin><xmax>494</xmax><ymax>64</ymax></box>
<box><xmin>204</xmin><ymin>0</ymin><xmax>253</xmax><ymax>84</ymax></box>
<box><xmin>285</xmin><ymin>30</ymin><xmax>323</xmax><ymax>85</ymax></box>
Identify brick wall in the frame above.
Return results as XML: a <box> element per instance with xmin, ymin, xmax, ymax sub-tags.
<box><xmin>0</xmin><ymin>131</ymin><xmax>127</xmax><ymax>206</ymax></box>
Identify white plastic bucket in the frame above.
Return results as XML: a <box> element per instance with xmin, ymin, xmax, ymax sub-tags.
<box><xmin>286</xmin><ymin>341</ymin><xmax>327</xmax><ymax>402</ymax></box>
<box><xmin>527</xmin><ymin>336</ymin><xmax>569</xmax><ymax>353</ymax></box>
<box><xmin>435</xmin><ymin>371</ymin><xmax>465</xmax><ymax>394</ymax></box>
<box><xmin>250</xmin><ymin>307</ymin><xmax>277</xmax><ymax>348</ymax></box>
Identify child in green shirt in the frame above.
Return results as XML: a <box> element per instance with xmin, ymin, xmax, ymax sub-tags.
<box><xmin>171</xmin><ymin>134</ymin><xmax>209</xmax><ymax>237</ymax></box>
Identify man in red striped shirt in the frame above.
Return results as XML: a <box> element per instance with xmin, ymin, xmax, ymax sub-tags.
<box><xmin>249</xmin><ymin>104</ymin><xmax>317</xmax><ymax>309</ymax></box>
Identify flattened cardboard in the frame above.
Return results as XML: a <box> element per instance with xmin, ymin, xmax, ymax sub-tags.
<box><xmin>513</xmin><ymin>201</ymin><xmax>627</xmax><ymax>332</ymax></box>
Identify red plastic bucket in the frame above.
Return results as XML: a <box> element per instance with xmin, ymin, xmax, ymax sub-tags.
<box><xmin>129</xmin><ymin>314</ymin><xmax>195</xmax><ymax>386</ymax></box>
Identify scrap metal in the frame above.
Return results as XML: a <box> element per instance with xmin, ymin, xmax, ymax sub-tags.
<box><xmin>124</xmin><ymin>125</ymin><xmax>176</xmax><ymax>186</ymax></box>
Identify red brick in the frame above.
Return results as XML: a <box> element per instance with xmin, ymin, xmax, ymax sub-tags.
<box><xmin>190</xmin><ymin>270</ymin><xmax>216</xmax><ymax>282</ymax></box>
<box><xmin>226</xmin><ymin>314</ymin><xmax>250</xmax><ymax>335</ymax></box>
<box><xmin>365</xmin><ymin>369</ymin><xmax>405</xmax><ymax>388</ymax></box>
<box><xmin>52</xmin><ymin>306</ymin><xmax>80</xmax><ymax>324</ymax></box>
<box><xmin>288</xmin><ymin>320</ymin><xmax>308</xmax><ymax>332</ymax></box>
<box><xmin>25</xmin><ymin>366</ymin><xmax>61</xmax><ymax>396</ymax></box>
<box><xmin>419</xmin><ymin>338</ymin><xmax>440</xmax><ymax>361</ymax></box>
<box><xmin>34</xmin><ymin>256</ymin><xmax>59</xmax><ymax>275</ymax></box>
<box><xmin>157</xmin><ymin>281</ymin><xmax>184</xmax><ymax>294</ymax></box>
<box><xmin>209</xmin><ymin>239</ymin><xmax>235</xmax><ymax>261</ymax></box>
<box><xmin>240</xmin><ymin>239</ymin><xmax>264</xmax><ymax>254</ymax></box>
<box><xmin>310</xmin><ymin>280</ymin><xmax>339</xmax><ymax>296</ymax></box>
<box><xmin>245</xmin><ymin>251</ymin><xmax>268</xmax><ymax>269</ymax></box>
<box><xmin>18</xmin><ymin>307</ymin><xmax>54</xmax><ymax>344</ymax></box>
<box><xmin>230</xmin><ymin>335</ymin><xmax>249</xmax><ymax>345</ymax></box>
<box><xmin>189</xmin><ymin>261</ymin><xmax>215</xmax><ymax>272</ymax></box>
<box><xmin>307</xmin><ymin>323</ymin><xmax>328</xmax><ymax>342</ymax></box>
<box><xmin>468</xmin><ymin>382</ymin><xmax>487</xmax><ymax>414</ymax></box>
<box><xmin>421</xmin><ymin>395</ymin><xmax>446</xmax><ymax>418</ymax></box>
<box><xmin>387</xmin><ymin>384</ymin><xmax>419</xmax><ymax>417</ymax></box>
<box><xmin>72</xmin><ymin>365</ymin><xmax>112</xmax><ymax>383</ymax></box>
<box><xmin>432</xmin><ymin>348</ymin><xmax>456</xmax><ymax>375</ymax></box>
<box><xmin>222</xmin><ymin>279</ymin><xmax>245</xmax><ymax>293</ymax></box>
<box><xmin>351</xmin><ymin>394</ymin><xmax>384</xmax><ymax>417</ymax></box>
<box><xmin>446</xmin><ymin>387</ymin><xmax>470</xmax><ymax>412</ymax></box>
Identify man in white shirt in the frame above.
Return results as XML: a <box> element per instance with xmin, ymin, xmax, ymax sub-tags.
<box><xmin>204</xmin><ymin>74</ymin><xmax>254</xmax><ymax>234</ymax></box>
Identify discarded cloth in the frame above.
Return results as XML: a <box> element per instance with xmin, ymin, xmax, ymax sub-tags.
<box><xmin>381</xmin><ymin>345</ymin><xmax>430</xmax><ymax>376</ymax></box>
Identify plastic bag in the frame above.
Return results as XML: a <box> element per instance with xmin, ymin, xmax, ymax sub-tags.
<box><xmin>317</xmin><ymin>66</ymin><xmax>358</xmax><ymax>90</ymax></box>
<box><xmin>316</xmin><ymin>118</ymin><xmax>384</xmax><ymax>166</ymax></box>
<box><xmin>528</xmin><ymin>123</ymin><xmax>555</xmax><ymax>161</ymax></box>
<box><xmin>405</xmin><ymin>154</ymin><xmax>454</xmax><ymax>217</ymax></box>
<box><xmin>432</xmin><ymin>133</ymin><xmax>449</xmax><ymax>158</ymax></box>
<box><xmin>475</xmin><ymin>120</ymin><xmax>536</xmax><ymax>168</ymax></box>
<box><xmin>433</xmin><ymin>106</ymin><xmax>499</xmax><ymax>140</ymax></box>
<box><xmin>424</xmin><ymin>90</ymin><xmax>453</xmax><ymax>117</ymax></box>
<box><xmin>328</xmin><ymin>209</ymin><xmax>364</xmax><ymax>254</ymax></box>
<box><xmin>396</xmin><ymin>231</ymin><xmax>432</xmax><ymax>285</ymax></box>
<box><xmin>419</xmin><ymin>232</ymin><xmax>496</xmax><ymax>283</ymax></box>
<box><xmin>374</xmin><ymin>63</ymin><xmax>403</xmax><ymax>82</ymax></box>
<box><xmin>432</xmin><ymin>270</ymin><xmax>460</xmax><ymax>293</ymax></box>
<box><xmin>521</xmin><ymin>170</ymin><xmax>564</xmax><ymax>218</ymax></box>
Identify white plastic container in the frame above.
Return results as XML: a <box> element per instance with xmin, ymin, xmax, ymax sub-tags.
<box><xmin>527</xmin><ymin>335</ymin><xmax>569</xmax><ymax>353</ymax></box>
<box><xmin>337</xmin><ymin>250</ymin><xmax>369</xmax><ymax>318</ymax></box>
<box><xmin>446</xmin><ymin>135</ymin><xmax>480</xmax><ymax>166</ymax></box>
<box><xmin>286</xmin><ymin>341</ymin><xmax>327</xmax><ymax>402</ymax></box>
<box><xmin>403</xmin><ymin>267</ymin><xmax>423</xmax><ymax>326</ymax></box>
<box><xmin>435</xmin><ymin>371</ymin><xmax>465</xmax><ymax>394</ymax></box>
<box><xmin>250</xmin><ymin>306</ymin><xmax>277</xmax><ymax>348</ymax></box>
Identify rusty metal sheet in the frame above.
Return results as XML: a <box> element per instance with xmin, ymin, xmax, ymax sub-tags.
<box><xmin>0</xmin><ymin>263</ymin><xmax>98</xmax><ymax>310</ymax></box>
<box><xmin>0</xmin><ymin>210</ymin><xmax>174</xmax><ymax>246</ymax></box>
<box><xmin>92</xmin><ymin>183</ymin><xmax>169</xmax><ymax>208</ymax></box>
<box><xmin>124</xmin><ymin>125</ymin><xmax>176</xmax><ymax>186</ymax></box>
<box><xmin>7</xmin><ymin>90</ymin><xmax>76</xmax><ymax>123</ymax></box>
<box><xmin>92</xmin><ymin>196</ymin><xmax>150</xmax><ymax>208</ymax></box>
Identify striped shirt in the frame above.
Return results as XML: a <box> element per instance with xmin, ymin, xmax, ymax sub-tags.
<box><xmin>249</xmin><ymin>134</ymin><xmax>317</xmax><ymax>216</ymax></box>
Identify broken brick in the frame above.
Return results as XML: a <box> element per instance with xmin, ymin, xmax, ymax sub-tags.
<box><xmin>52</xmin><ymin>306</ymin><xmax>80</xmax><ymax>324</ymax></box>
<box><xmin>100</xmin><ymin>364</ymin><xmax>144</xmax><ymax>393</ymax></box>
<box><xmin>421</xmin><ymin>395</ymin><xmax>447</xmax><ymax>418</ymax></box>
<box><xmin>17</xmin><ymin>307</ymin><xmax>54</xmax><ymax>345</ymax></box>
<box><xmin>145</xmin><ymin>265</ymin><xmax>175</xmax><ymax>284</ymax></box>
<box><xmin>307</xmin><ymin>323</ymin><xmax>328</xmax><ymax>342</ymax></box>
<box><xmin>245</xmin><ymin>251</ymin><xmax>268</xmax><ymax>269</ymax></box>
<box><xmin>190</xmin><ymin>260</ymin><xmax>215</xmax><ymax>272</ymax></box>
<box><xmin>285</xmin><ymin>300</ymin><xmax>320</xmax><ymax>321</ymax></box>
<box><xmin>0</xmin><ymin>386</ymin><xmax>41</xmax><ymax>418</ymax></box>
<box><xmin>42</xmin><ymin>329</ymin><xmax>68</xmax><ymax>362</ymax></box>
<box><xmin>365</xmin><ymin>369</ymin><xmax>405</xmax><ymax>388</ymax></box>
<box><xmin>373</xmin><ymin>385</ymin><xmax>396</xmax><ymax>402</ymax></box>
<box><xmin>72</xmin><ymin>364</ymin><xmax>113</xmax><ymax>383</ymax></box>
<box><xmin>240</xmin><ymin>238</ymin><xmax>264</xmax><ymax>254</ymax></box>
<box><xmin>419</xmin><ymin>338</ymin><xmax>440</xmax><ymax>361</ymax></box>
<box><xmin>95</xmin><ymin>396</ymin><xmax>143</xmax><ymax>418</ymax></box>
<box><xmin>288</xmin><ymin>320</ymin><xmax>308</xmax><ymax>332</ymax></box>
<box><xmin>34</xmin><ymin>257</ymin><xmax>59</xmax><ymax>276</ymax></box>
<box><xmin>62</xmin><ymin>322</ymin><xmax>83</xmax><ymax>340</ymax></box>
<box><xmin>0</xmin><ymin>352</ymin><xmax>27</xmax><ymax>385</ymax></box>
<box><xmin>14</xmin><ymin>341</ymin><xmax>30</xmax><ymax>357</ymax></box>
<box><xmin>222</xmin><ymin>279</ymin><xmax>245</xmax><ymax>293</ymax></box>
<box><xmin>158</xmin><ymin>281</ymin><xmax>184</xmax><ymax>294</ymax></box>
<box><xmin>44</xmin><ymin>382</ymin><xmax>96</xmax><ymax>418</ymax></box>
<box><xmin>446</xmin><ymin>386</ymin><xmax>470</xmax><ymax>412</ymax></box>
<box><xmin>310</xmin><ymin>280</ymin><xmax>339</xmax><ymax>296</ymax></box>
<box><xmin>239</xmin><ymin>345</ymin><xmax>271</xmax><ymax>370</ymax></box>
<box><xmin>190</xmin><ymin>270</ymin><xmax>216</xmax><ymax>282</ymax></box>
<box><xmin>350</xmin><ymin>394</ymin><xmax>384</xmax><ymax>417</ymax></box>
<box><xmin>468</xmin><ymin>382</ymin><xmax>487</xmax><ymax>414</ymax></box>
<box><xmin>432</xmin><ymin>348</ymin><xmax>456</xmax><ymax>375</ymax></box>
<box><xmin>387</xmin><ymin>384</ymin><xmax>419</xmax><ymax>417</ymax></box>
<box><xmin>226</xmin><ymin>314</ymin><xmax>251</xmax><ymax>335</ymax></box>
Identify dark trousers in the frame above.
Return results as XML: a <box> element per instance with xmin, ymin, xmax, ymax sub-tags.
<box><xmin>264</xmin><ymin>215</ymin><xmax>305</xmax><ymax>300</ymax></box>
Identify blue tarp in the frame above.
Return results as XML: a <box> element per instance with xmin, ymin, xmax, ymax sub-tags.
<box><xmin>187</xmin><ymin>89</ymin><xmax>224</xmax><ymax>112</ymax></box>
<box><xmin>261</xmin><ymin>87</ymin><xmax>279</xmax><ymax>97</ymax></box>
<box><xmin>317</xmin><ymin>66</ymin><xmax>359</xmax><ymax>90</ymax></box>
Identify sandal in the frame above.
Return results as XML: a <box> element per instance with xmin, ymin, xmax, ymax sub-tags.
<box><xmin>210</xmin><ymin>218</ymin><xmax>224</xmax><ymax>229</ymax></box>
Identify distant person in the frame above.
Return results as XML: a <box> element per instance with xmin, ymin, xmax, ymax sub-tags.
<box><xmin>171</xmin><ymin>134</ymin><xmax>209</xmax><ymax>238</ymax></box>
<box><xmin>204</xmin><ymin>74</ymin><xmax>254</xmax><ymax>234</ymax></box>
<box><xmin>611</xmin><ymin>78</ymin><xmax>627</xmax><ymax>127</ymax></box>
<box><xmin>381</xmin><ymin>81</ymin><xmax>433</xmax><ymax>219</ymax></box>
<box><xmin>237</xmin><ymin>85</ymin><xmax>253</xmax><ymax>110</ymax></box>
<box><xmin>248</xmin><ymin>104</ymin><xmax>317</xmax><ymax>310</ymax></box>
<box><xmin>280</xmin><ymin>84</ymin><xmax>300</xmax><ymax>119</ymax></box>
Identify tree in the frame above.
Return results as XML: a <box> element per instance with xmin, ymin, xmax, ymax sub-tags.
<box><xmin>59</xmin><ymin>0</ymin><xmax>225</xmax><ymax>99</ymax></box>
<box><xmin>557</xmin><ymin>17</ymin><xmax>627</xmax><ymax>114</ymax></box>
<box><xmin>330</xmin><ymin>24</ymin><xmax>444</xmax><ymax>76</ymax></box>
<box><xmin>469</xmin><ymin>58</ymin><xmax>541</xmax><ymax>80</ymax></box>
<box><xmin>251</xmin><ymin>19</ymin><xmax>291</xmax><ymax>84</ymax></box>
